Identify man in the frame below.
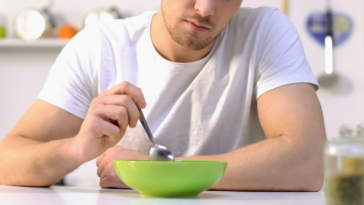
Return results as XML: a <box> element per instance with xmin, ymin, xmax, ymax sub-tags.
<box><xmin>0</xmin><ymin>0</ymin><xmax>326</xmax><ymax>191</ymax></box>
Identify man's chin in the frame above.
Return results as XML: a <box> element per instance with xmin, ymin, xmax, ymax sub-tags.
<box><xmin>184</xmin><ymin>43</ymin><xmax>209</xmax><ymax>51</ymax></box>
<box><xmin>175</xmin><ymin>37</ymin><xmax>213</xmax><ymax>50</ymax></box>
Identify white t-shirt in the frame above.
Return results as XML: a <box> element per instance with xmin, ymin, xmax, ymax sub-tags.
<box><xmin>39</xmin><ymin>7</ymin><xmax>318</xmax><ymax>158</ymax></box>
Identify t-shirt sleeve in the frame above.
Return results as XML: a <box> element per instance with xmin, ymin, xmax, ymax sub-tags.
<box><xmin>255</xmin><ymin>8</ymin><xmax>319</xmax><ymax>98</ymax></box>
<box><xmin>38</xmin><ymin>26</ymin><xmax>101</xmax><ymax>119</ymax></box>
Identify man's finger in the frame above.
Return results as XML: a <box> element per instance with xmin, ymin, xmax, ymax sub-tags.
<box><xmin>96</xmin><ymin>159</ymin><xmax>106</xmax><ymax>177</ymax></box>
<box><xmin>100</xmin><ymin>163</ymin><xmax>116</xmax><ymax>179</ymax></box>
<box><xmin>94</xmin><ymin>118</ymin><xmax>120</xmax><ymax>140</ymax></box>
<box><xmin>100</xmin><ymin>95</ymin><xmax>140</xmax><ymax>128</ymax></box>
<box><xmin>100</xmin><ymin>176</ymin><xmax>125</xmax><ymax>189</ymax></box>
<box><xmin>100</xmin><ymin>81</ymin><xmax>146</xmax><ymax>109</ymax></box>
<box><xmin>94</xmin><ymin>106</ymin><xmax>128</xmax><ymax>143</ymax></box>
<box><xmin>96</xmin><ymin>151</ymin><xmax>107</xmax><ymax>167</ymax></box>
<box><xmin>95</xmin><ymin>105</ymin><xmax>126</xmax><ymax>122</ymax></box>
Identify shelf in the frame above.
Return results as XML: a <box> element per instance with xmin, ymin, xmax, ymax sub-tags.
<box><xmin>0</xmin><ymin>38</ymin><xmax>69</xmax><ymax>48</ymax></box>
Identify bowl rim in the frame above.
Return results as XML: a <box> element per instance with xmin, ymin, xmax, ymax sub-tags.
<box><xmin>113</xmin><ymin>160</ymin><xmax>228</xmax><ymax>165</ymax></box>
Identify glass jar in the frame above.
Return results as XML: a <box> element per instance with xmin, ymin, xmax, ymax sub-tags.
<box><xmin>325</xmin><ymin>124</ymin><xmax>364</xmax><ymax>205</ymax></box>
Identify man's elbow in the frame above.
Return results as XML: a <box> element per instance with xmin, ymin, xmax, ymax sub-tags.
<box><xmin>303</xmin><ymin>170</ymin><xmax>324</xmax><ymax>192</ymax></box>
<box><xmin>0</xmin><ymin>177</ymin><xmax>54</xmax><ymax>187</ymax></box>
<box><xmin>298</xmin><ymin>153</ymin><xmax>324</xmax><ymax>192</ymax></box>
<box><xmin>0</xmin><ymin>169</ymin><xmax>55</xmax><ymax>188</ymax></box>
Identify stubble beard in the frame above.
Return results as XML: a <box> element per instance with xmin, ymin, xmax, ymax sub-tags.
<box><xmin>161</xmin><ymin>6</ymin><xmax>219</xmax><ymax>51</ymax></box>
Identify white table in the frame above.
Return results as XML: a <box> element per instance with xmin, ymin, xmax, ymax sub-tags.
<box><xmin>0</xmin><ymin>185</ymin><xmax>326</xmax><ymax>205</ymax></box>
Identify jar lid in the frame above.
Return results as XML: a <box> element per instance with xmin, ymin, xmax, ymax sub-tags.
<box><xmin>325</xmin><ymin>124</ymin><xmax>364</xmax><ymax>157</ymax></box>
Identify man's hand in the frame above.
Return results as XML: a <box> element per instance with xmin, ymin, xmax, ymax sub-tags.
<box><xmin>96</xmin><ymin>145</ymin><xmax>148</xmax><ymax>188</ymax></box>
<box><xmin>68</xmin><ymin>81</ymin><xmax>146</xmax><ymax>164</ymax></box>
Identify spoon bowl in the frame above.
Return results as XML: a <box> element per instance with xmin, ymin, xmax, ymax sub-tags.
<box><xmin>150</xmin><ymin>145</ymin><xmax>175</xmax><ymax>161</ymax></box>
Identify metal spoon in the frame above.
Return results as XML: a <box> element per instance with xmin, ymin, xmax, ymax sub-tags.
<box><xmin>137</xmin><ymin>107</ymin><xmax>175</xmax><ymax>161</ymax></box>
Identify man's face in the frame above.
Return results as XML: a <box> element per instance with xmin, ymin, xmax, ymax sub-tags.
<box><xmin>161</xmin><ymin>0</ymin><xmax>243</xmax><ymax>50</ymax></box>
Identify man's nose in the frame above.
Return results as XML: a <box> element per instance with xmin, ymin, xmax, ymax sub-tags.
<box><xmin>194</xmin><ymin>0</ymin><xmax>215</xmax><ymax>17</ymax></box>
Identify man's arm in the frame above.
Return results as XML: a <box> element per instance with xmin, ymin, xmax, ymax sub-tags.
<box><xmin>0</xmin><ymin>100</ymin><xmax>83</xmax><ymax>186</ymax></box>
<box><xmin>0</xmin><ymin>82</ymin><xmax>146</xmax><ymax>187</ymax></box>
<box><xmin>181</xmin><ymin>83</ymin><xmax>326</xmax><ymax>191</ymax></box>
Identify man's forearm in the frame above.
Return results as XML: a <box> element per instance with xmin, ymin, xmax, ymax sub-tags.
<box><xmin>0</xmin><ymin>135</ymin><xmax>81</xmax><ymax>187</ymax></box>
<box><xmin>179</xmin><ymin>136</ymin><xmax>324</xmax><ymax>191</ymax></box>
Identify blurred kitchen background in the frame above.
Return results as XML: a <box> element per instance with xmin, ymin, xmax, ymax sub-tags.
<box><xmin>0</xmin><ymin>0</ymin><xmax>363</xmax><ymax>186</ymax></box>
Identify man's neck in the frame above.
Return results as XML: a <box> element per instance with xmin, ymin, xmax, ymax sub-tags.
<box><xmin>150</xmin><ymin>12</ymin><xmax>216</xmax><ymax>63</ymax></box>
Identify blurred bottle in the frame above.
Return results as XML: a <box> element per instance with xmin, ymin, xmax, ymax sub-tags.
<box><xmin>324</xmin><ymin>124</ymin><xmax>364</xmax><ymax>205</ymax></box>
<box><xmin>0</xmin><ymin>15</ymin><xmax>6</xmax><ymax>39</ymax></box>
<box><xmin>84</xmin><ymin>6</ymin><xmax>122</xmax><ymax>28</ymax></box>
<box><xmin>13</xmin><ymin>8</ymin><xmax>55</xmax><ymax>40</ymax></box>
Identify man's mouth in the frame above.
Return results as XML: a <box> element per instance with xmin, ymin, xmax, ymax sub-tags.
<box><xmin>185</xmin><ymin>20</ymin><xmax>210</xmax><ymax>33</ymax></box>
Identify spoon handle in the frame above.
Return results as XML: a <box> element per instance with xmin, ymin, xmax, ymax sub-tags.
<box><xmin>137</xmin><ymin>107</ymin><xmax>156</xmax><ymax>146</ymax></box>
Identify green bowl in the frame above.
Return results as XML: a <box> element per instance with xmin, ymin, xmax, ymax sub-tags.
<box><xmin>114</xmin><ymin>160</ymin><xmax>227</xmax><ymax>198</ymax></box>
